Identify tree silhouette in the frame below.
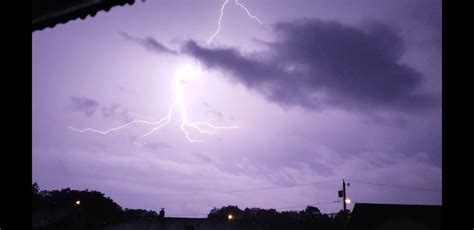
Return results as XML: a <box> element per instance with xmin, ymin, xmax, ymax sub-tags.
<box><xmin>206</xmin><ymin>205</ymin><xmax>348</xmax><ymax>230</ymax></box>
<box><xmin>32</xmin><ymin>183</ymin><xmax>349</xmax><ymax>230</ymax></box>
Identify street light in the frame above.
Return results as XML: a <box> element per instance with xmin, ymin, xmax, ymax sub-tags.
<box><xmin>227</xmin><ymin>214</ymin><xmax>233</xmax><ymax>220</ymax></box>
<box><xmin>344</xmin><ymin>198</ymin><xmax>351</xmax><ymax>204</ymax></box>
<box><xmin>75</xmin><ymin>200</ymin><xmax>81</xmax><ymax>206</ymax></box>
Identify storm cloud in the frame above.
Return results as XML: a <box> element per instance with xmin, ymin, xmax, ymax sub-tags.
<box><xmin>69</xmin><ymin>97</ymin><xmax>132</xmax><ymax>122</ymax></box>
<box><xmin>70</xmin><ymin>96</ymin><xmax>100</xmax><ymax>117</ymax></box>
<box><xmin>182</xmin><ymin>19</ymin><xmax>437</xmax><ymax>113</ymax></box>
<box><xmin>120</xmin><ymin>32</ymin><xmax>178</xmax><ymax>55</ymax></box>
<box><xmin>33</xmin><ymin>0</ymin><xmax>441</xmax><ymax>216</ymax></box>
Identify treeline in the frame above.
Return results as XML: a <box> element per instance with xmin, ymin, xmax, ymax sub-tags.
<box><xmin>207</xmin><ymin>205</ymin><xmax>349</xmax><ymax>230</ymax></box>
<box><xmin>33</xmin><ymin>183</ymin><xmax>349</xmax><ymax>229</ymax></box>
<box><xmin>32</xmin><ymin>183</ymin><xmax>161</xmax><ymax>229</ymax></box>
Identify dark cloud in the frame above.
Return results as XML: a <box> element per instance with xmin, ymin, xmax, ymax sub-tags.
<box><xmin>101</xmin><ymin>103</ymin><xmax>122</xmax><ymax>118</ymax></box>
<box><xmin>207</xmin><ymin>110</ymin><xmax>224</xmax><ymax>120</ymax></box>
<box><xmin>193</xmin><ymin>152</ymin><xmax>219</xmax><ymax>166</ymax></box>
<box><xmin>70</xmin><ymin>96</ymin><xmax>99</xmax><ymax>117</ymax></box>
<box><xmin>142</xmin><ymin>141</ymin><xmax>173</xmax><ymax>151</ymax></box>
<box><xmin>202</xmin><ymin>102</ymin><xmax>224</xmax><ymax>120</ymax></box>
<box><xmin>182</xmin><ymin>19</ymin><xmax>438</xmax><ymax>113</ymax></box>
<box><xmin>119</xmin><ymin>32</ymin><xmax>178</xmax><ymax>55</ymax></box>
<box><xmin>103</xmin><ymin>106</ymin><xmax>136</xmax><ymax>123</ymax></box>
<box><xmin>362</xmin><ymin>113</ymin><xmax>408</xmax><ymax>128</ymax></box>
<box><xmin>70</xmin><ymin>97</ymin><xmax>133</xmax><ymax>122</ymax></box>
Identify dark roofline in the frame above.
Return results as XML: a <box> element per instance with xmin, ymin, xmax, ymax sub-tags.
<box><xmin>348</xmin><ymin>202</ymin><xmax>442</xmax><ymax>230</ymax></box>
<box><xmin>32</xmin><ymin>0</ymin><xmax>136</xmax><ymax>32</ymax></box>
<box><xmin>165</xmin><ymin>217</ymin><xmax>207</xmax><ymax>221</ymax></box>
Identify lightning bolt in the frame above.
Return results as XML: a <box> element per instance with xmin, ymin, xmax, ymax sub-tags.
<box><xmin>70</xmin><ymin>61</ymin><xmax>239</xmax><ymax>143</ymax></box>
<box><xmin>207</xmin><ymin>0</ymin><xmax>263</xmax><ymax>44</ymax></box>
<box><xmin>207</xmin><ymin>0</ymin><xmax>230</xmax><ymax>45</ymax></box>
<box><xmin>235</xmin><ymin>0</ymin><xmax>263</xmax><ymax>25</ymax></box>
<box><xmin>70</xmin><ymin>0</ymin><xmax>264</xmax><ymax>143</ymax></box>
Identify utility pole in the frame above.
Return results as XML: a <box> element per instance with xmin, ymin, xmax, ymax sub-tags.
<box><xmin>337</xmin><ymin>179</ymin><xmax>350</xmax><ymax>224</ymax></box>
<box><xmin>342</xmin><ymin>179</ymin><xmax>347</xmax><ymax>212</ymax></box>
<box><xmin>338</xmin><ymin>179</ymin><xmax>350</xmax><ymax>212</ymax></box>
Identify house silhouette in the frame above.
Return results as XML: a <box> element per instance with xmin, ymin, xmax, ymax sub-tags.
<box><xmin>347</xmin><ymin>203</ymin><xmax>441</xmax><ymax>230</ymax></box>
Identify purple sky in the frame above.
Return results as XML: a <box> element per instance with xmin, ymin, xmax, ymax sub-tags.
<box><xmin>32</xmin><ymin>0</ymin><xmax>441</xmax><ymax>217</ymax></box>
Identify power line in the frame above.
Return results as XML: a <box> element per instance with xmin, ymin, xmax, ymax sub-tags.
<box><xmin>346</xmin><ymin>179</ymin><xmax>441</xmax><ymax>192</ymax></box>
<box><xmin>222</xmin><ymin>179</ymin><xmax>341</xmax><ymax>194</ymax></box>
<box><xmin>275</xmin><ymin>200</ymin><xmax>340</xmax><ymax>210</ymax></box>
<box><xmin>110</xmin><ymin>179</ymin><xmax>341</xmax><ymax>197</ymax></box>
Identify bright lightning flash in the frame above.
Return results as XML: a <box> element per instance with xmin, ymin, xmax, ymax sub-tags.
<box><xmin>70</xmin><ymin>0</ymin><xmax>264</xmax><ymax>143</ymax></box>
<box><xmin>69</xmin><ymin>61</ymin><xmax>239</xmax><ymax>143</ymax></box>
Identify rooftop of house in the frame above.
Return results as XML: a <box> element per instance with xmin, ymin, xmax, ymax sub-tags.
<box><xmin>32</xmin><ymin>0</ymin><xmax>136</xmax><ymax>31</ymax></box>
<box><xmin>347</xmin><ymin>203</ymin><xmax>441</xmax><ymax>230</ymax></box>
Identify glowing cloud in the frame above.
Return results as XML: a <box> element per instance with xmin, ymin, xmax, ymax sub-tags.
<box><xmin>70</xmin><ymin>60</ymin><xmax>239</xmax><ymax>143</ymax></box>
